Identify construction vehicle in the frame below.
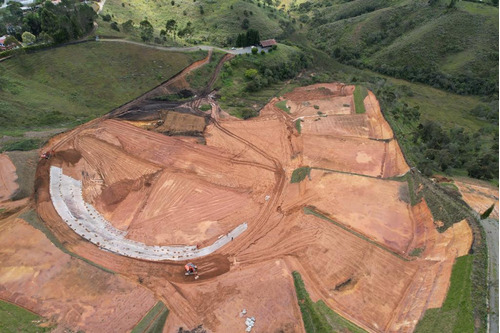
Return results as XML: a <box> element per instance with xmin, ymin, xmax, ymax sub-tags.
<box><xmin>184</xmin><ymin>263</ymin><xmax>198</xmax><ymax>277</ymax></box>
<box><xmin>40</xmin><ymin>150</ymin><xmax>55</xmax><ymax>160</ymax></box>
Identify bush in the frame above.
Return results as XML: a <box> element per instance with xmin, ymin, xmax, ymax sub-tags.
<box><xmin>102</xmin><ymin>13</ymin><xmax>112</xmax><ymax>22</ymax></box>
<box><xmin>291</xmin><ymin>166</ymin><xmax>311</xmax><ymax>183</ymax></box>
<box><xmin>110</xmin><ymin>22</ymin><xmax>120</xmax><ymax>31</ymax></box>
<box><xmin>480</xmin><ymin>203</ymin><xmax>495</xmax><ymax>219</ymax></box>
<box><xmin>295</xmin><ymin>119</ymin><xmax>302</xmax><ymax>133</ymax></box>
<box><xmin>251</xmin><ymin>47</ymin><xmax>258</xmax><ymax>54</ymax></box>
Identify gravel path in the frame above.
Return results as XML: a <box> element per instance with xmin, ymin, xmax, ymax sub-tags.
<box><xmin>99</xmin><ymin>38</ymin><xmax>267</xmax><ymax>55</ymax></box>
<box><xmin>481</xmin><ymin>218</ymin><xmax>499</xmax><ymax>333</ymax></box>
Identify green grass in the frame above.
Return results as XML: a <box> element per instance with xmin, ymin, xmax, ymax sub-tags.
<box><xmin>295</xmin><ymin>119</ymin><xmax>302</xmax><ymax>133</ymax></box>
<box><xmin>480</xmin><ymin>203</ymin><xmax>495</xmax><ymax>220</ymax></box>
<box><xmin>275</xmin><ymin>100</ymin><xmax>290</xmax><ymax>113</ymax></box>
<box><xmin>20</xmin><ymin>210</ymin><xmax>116</xmax><ymax>274</ymax></box>
<box><xmin>0</xmin><ymin>300</ymin><xmax>52</xmax><ymax>333</ymax></box>
<box><xmin>406</xmin><ymin>171</ymin><xmax>470</xmax><ymax>232</ymax></box>
<box><xmin>199</xmin><ymin>104</ymin><xmax>212</xmax><ymax>111</ymax></box>
<box><xmin>216</xmin><ymin>44</ymin><xmax>307</xmax><ymax>118</ymax></box>
<box><xmin>131</xmin><ymin>301</ymin><xmax>169</xmax><ymax>333</ymax></box>
<box><xmin>305</xmin><ymin>0</ymin><xmax>498</xmax><ymax>95</ymax></box>
<box><xmin>102</xmin><ymin>0</ymin><xmax>291</xmax><ymax>46</ymax></box>
<box><xmin>292</xmin><ymin>271</ymin><xmax>366</xmax><ymax>333</ymax></box>
<box><xmin>186</xmin><ymin>50</ymin><xmax>225</xmax><ymax>91</ymax></box>
<box><xmin>409</xmin><ymin>247</ymin><xmax>424</xmax><ymax>257</ymax></box>
<box><xmin>353</xmin><ymin>85</ymin><xmax>367</xmax><ymax>114</ymax></box>
<box><xmin>1</xmin><ymin>139</ymin><xmax>43</xmax><ymax>152</ymax></box>
<box><xmin>291</xmin><ymin>166</ymin><xmax>311</xmax><ymax>183</ymax></box>
<box><xmin>415</xmin><ymin>255</ymin><xmax>474</xmax><ymax>333</ymax></box>
<box><xmin>0</xmin><ymin>42</ymin><xmax>205</xmax><ymax>137</ymax></box>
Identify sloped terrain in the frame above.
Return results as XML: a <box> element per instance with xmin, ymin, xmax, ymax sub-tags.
<box><xmin>27</xmin><ymin>80</ymin><xmax>475</xmax><ymax>332</ymax></box>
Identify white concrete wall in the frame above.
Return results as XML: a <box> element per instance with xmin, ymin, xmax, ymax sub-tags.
<box><xmin>50</xmin><ymin>166</ymin><xmax>247</xmax><ymax>261</ymax></box>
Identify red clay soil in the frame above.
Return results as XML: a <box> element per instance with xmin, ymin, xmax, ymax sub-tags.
<box><xmin>0</xmin><ymin>154</ymin><xmax>18</xmax><ymax>203</ymax></box>
<box><xmin>283</xmin><ymin>84</ymin><xmax>409</xmax><ymax>178</ymax></box>
<box><xmin>454</xmin><ymin>178</ymin><xmax>499</xmax><ymax>219</ymax></box>
<box><xmin>29</xmin><ymin>83</ymin><xmax>473</xmax><ymax>333</ymax></box>
<box><xmin>0</xmin><ymin>215</ymin><xmax>157</xmax><ymax>332</ymax></box>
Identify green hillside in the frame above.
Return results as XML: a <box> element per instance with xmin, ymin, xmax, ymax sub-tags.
<box><xmin>0</xmin><ymin>42</ymin><xmax>204</xmax><ymax>145</ymax></box>
<box><xmin>296</xmin><ymin>0</ymin><xmax>498</xmax><ymax>95</ymax></box>
<box><xmin>100</xmin><ymin>0</ymin><xmax>294</xmax><ymax>45</ymax></box>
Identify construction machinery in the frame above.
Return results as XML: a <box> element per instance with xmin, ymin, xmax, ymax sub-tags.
<box><xmin>185</xmin><ymin>263</ymin><xmax>198</xmax><ymax>277</ymax></box>
<box><xmin>40</xmin><ymin>150</ymin><xmax>55</xmax><ymax>160</ymax></box>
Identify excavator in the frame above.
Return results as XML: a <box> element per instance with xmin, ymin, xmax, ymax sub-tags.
<box><xmin>184</xmin><ymin>263</ymin><xmax>199</xmax><ymax>279</ymax></box>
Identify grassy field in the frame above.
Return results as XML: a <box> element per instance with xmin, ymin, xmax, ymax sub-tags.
<box><xmin>0</xmin><ymin>300</ymin><xmax>52</xmax><ymax>332</ymax></box>
<box><xmin>131</xmin><ymin>301</ymin><xmax>169</xmax><ymax>333</ymax></box>
<box><xmin>101</xmin><ymin>0</ymin><xmax>291</xmax><ymax>46</ymax></box>
<box><xmin>353</xmin><ymin>85</ymin><xmax>367</xmax><ymax>114</ymax></box>
<box><xmin>415</xmin><ymin>255</ymin><xmax>474</xmax><ymax>333</ymax></box>
<box><xmin>292</xmin><ymin>271</ymin><xmax>366</xmax><ymax>333</ymax></box>
<box><xmin>0</xmin><ymin>42</ymin><xmax>205</xmax><ymax>144</ymax></box>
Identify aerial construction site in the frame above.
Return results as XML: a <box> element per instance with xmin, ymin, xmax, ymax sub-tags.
<box><xmin>0</xmin><ymin>52</ymin><xmax>480</xmax><ymax>333</ymax></box>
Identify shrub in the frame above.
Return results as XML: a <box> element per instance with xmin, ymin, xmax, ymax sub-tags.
<box><xmin>291</xmin><ymin>166</ymin><xmax>311</xmax><ymax>183</ymax></box>
<box><xmin>110</xmin><ymin>22</ymin><xmax>120</xmax><ymax>31</ymax></box>
<box><xmin>480</xmin><ymin>203</ymin><xmax>495</xmax><ymax>219</ymax></box>
<box><xmin>295</xmin><ymin>119</ymin><xmax>302</xmax><ymax>133</ymax></box>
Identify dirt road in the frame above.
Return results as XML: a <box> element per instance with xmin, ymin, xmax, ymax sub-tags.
<box><xmin>98</xmin><ymin>38</ymin><xmax>261</xmax><ymax>55</ymax></box>
<box><xmin>481</xmin><ymin>218</ymin><xmax>499</xmax><ymax>333</ymax></box>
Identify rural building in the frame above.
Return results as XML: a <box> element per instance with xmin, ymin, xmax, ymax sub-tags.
<box><xmin>259</xmin><ymin>39</ymin><xmax>277</xmax><ymax>48</ymax></box>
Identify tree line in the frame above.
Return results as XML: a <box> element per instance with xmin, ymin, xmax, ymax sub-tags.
<box><xmin>0</xmin><ymin>0</ymin><xmax>96</xmax><ymax>45</ymax></box>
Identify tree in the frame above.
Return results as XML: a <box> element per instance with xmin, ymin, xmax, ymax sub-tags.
<box><xmin>251</xmin><ymin>47</ymin><xmax>258</xmax><ymax>54</ymax></box>
<box><xmin>4</xmin><ymin>35</ymin><xmax>20</xmax><ymax>47</ymax></box>
<box><xmin>139</xmin><ymin>19</ymin><xmax>153</xmax><ymax>42</ymax></box>
<box><xmin>241</xmin><ymin>18</ymin><xmax>250</xmax><ymax>29</ymax></box>
<box><xmin>22</xmin><ymin>31</ymin><xmax>36</xmax><ymax>44</ymax></box>
<box><xmin>23</xmin><ymin>12</ymin><xmax>42</xmax><ymax>36</ymax></box>
<box><xmin>244</xmin><ymin>68</ymin><xmax>258</xmax><ymax>79</ymax></box>
<box><xmin>199</xmin><ymin>6</ymin><xmax>204</xmax><ymax>14</ymax></box>
<box><xmin>165</xmin><ymin>19</ymin><xmax>176</xmax><ymax>35</ymax></box>
<box><xmin>122</xmin><ymin>19</ymin><xmax>134</xmax><ymax>32</ymax></box>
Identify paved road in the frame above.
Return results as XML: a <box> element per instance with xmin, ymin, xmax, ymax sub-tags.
<box><xmin>98</xmin><ymin>38</ymin><xmax>267</xmax><ymax>55</ymax></box>
<box><xmin>481</xmin><ymin>218</ymin><xmax>499</xmax><ymax>333</ymax></box>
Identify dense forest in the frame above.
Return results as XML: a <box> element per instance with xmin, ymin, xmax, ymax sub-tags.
<box><xmin>0</xmin><ymin>0</ymin><xmax>96</xmax><ymax>44</ymax></box>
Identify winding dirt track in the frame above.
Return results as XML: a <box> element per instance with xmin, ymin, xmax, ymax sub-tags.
<box><xmin>26</xmin><ymin>54</ymin><xmax>475</xmax><ymax>333</ymax></box>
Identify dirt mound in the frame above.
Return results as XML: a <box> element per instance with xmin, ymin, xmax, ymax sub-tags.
<box><xmin>455</xmin><ymin>178</ymin><xmax>499</xmax><ymax>219</ymax></box>
<box><xmin>54</xmin><ymin>149</ymin><xmax>81</xmax><ymax>165</ymax></box>
<box><xmin>0</xmin><ymin>216</ymin><xmax>157</xmax><ymax>332</ymax></box>
<box><xmin>0</xmin><ymin>154</ymin><xmax>18</xmax><ymax>202</ymax></box>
